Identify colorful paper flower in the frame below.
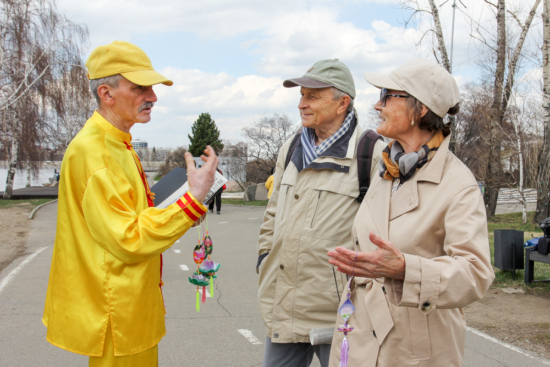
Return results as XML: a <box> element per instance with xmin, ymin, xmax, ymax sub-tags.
<box><xmin>199</xmin><ymin>260</ymin><xmax>220</xmax><ymax>276</ymax></box>
<box><xmin>188</xmin><ymin>273</ymin><xmax>210</xmax><ymax>286</ymax></box>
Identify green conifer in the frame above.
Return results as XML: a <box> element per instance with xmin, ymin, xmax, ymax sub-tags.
<box><xmin>188</xmin><ymin>113</ymin><xmax>224</xmax><ymax>156</ymax></box>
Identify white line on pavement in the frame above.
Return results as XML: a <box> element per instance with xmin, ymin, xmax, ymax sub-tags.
<box><xmin>248</xmin><ymin>218</ymin><xmax>257</xmax><ymax>220</ymax></box>
<box><xmin>218</xmin><ymin>222</ymin><xmax>229</xmax><ymax>224</ymax></box>
<box><xmin>467</xmin><ymin>327</ymin><xmax>550</xmax><ymax>365</ymax></box>
<box><xmin>176</xmin><ymin>240</ymin><xmax>180</xmax><ymax>243</ymax></box>
<box><xmin>0</xmin><ymin>246</ymin><xmax>48</xmax><ymax>296</ymax></box>
<box><xmin>237</xmin><ymin>329</ymin><xmax>263</xmax><ymax>345</ymax></box>
<box><xmin>179</xmin><ymin>264</ymin><xmax>189</xmax><ymax>271</ymax></box>
<box><xmin>174</xmin><ymin>249</ymin><xmax>181</xmax><ymax>254</ymax></box>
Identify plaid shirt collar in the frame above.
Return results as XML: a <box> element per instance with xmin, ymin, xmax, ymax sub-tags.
<box><xmin>301</xmin><ymin>109</ymin><xmax>355</xmax><ymax>168</ymax></box>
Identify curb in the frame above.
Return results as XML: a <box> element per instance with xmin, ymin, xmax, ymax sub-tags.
<box><xmin>29</xmin><ymin>199</ymin><xmax>58</xmax><ymax>219</ymax></box>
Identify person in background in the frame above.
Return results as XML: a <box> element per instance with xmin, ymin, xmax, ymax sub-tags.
<box><xmin>265</xmin><ymin>167</ymin><xmax>275</xmax><ymax>199</ymax></box>
<box><xmin>209</xmin><ymin>167</ymin><xmax>225</xmax><ymax>214</ymax></box>
<box><xmin>327</xmin><ymin>58</ymin><xmax>495</xmax><ymax>367</ymax></box>
<box><xmin>43</xmin><ymin>40</ymin><xmax>218</xmax><ymax>367</ymax></box>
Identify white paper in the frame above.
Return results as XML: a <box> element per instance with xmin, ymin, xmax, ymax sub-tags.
<box><xmin>156</xmin><ymin>170</ymin><xmax>227</xmax><ymax>209</ymax></box>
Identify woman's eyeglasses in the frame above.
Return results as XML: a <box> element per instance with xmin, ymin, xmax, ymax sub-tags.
<box><xmin>380</xmin><ymin>88</ymin><xmax>409</xmax><ymax>107</ymax></box>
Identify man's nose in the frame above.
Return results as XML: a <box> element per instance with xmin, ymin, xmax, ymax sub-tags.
<box><xmin>146</xmin><ymin>86</ymin><xmax>157</xmax><ymax>102</ymax></box>
<box><xmin>298</xmin><ymin>96</ymin><xmax>307</xmax><ymax>110</ymax></box>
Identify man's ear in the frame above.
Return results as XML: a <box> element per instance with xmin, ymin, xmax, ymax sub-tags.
<box><xmin>97</xmin><ymin>85</ymin><xmax>115</xmax><ymax>107</ymax></box>
<box><xmin>338</xmin><ymin>95</ymin><xmax>350</xmax><ymax>115</ymax></box>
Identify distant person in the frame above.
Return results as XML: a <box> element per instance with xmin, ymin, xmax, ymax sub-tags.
<box><xmin>43</xmin><ymin>41</ymin><xmax>218</xmax><ymax>366</ymax></box>
<box><xmin>256</xmin><ymin>59</ymin><xmax>386</xmax><ymax>367</ymax></box>
<box><xmin>209</xmin><ymin>167</ymin><xmax>225</xmax><ymax>214</ymax></box>
<box><xmin>265</xmin><ymin>168</ymin><xmax>275</xmax><ymax>199</ymax></box>
<box><xmin>327</xmin><ymin>59</ymin><xmax>495</xmax><ymax>367</ymax></box>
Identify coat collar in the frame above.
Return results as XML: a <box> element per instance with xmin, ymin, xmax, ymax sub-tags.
<box><xmin>364</xmin><ymin>133</ymin><xmax>451</xmax><ymax>225</ymax></box>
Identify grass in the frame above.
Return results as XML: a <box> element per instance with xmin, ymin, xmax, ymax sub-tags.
<box><xmin>221</xmin><ymin>199</ymin><xmax>269</xmax><ymax>207</ymax></box>
<box><xmin>0</xmin><ymin>198</ymin><xmax>55</xmax><ymax>209</ymax></box>
<box><xmin>488</xmin><ymin>211</ymin><xmax>550</xmax><ymax>296</ymax></box>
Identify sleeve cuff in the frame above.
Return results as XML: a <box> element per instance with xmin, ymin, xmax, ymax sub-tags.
<box><xmin>385</xmin><ymin>253</ymin><xmax>440</xmax><ymax>314</ymax></box>
<box><xmin>176</xmin><ymin>191</ymin><xmax>207</xmax><ymax>221</ymax></box>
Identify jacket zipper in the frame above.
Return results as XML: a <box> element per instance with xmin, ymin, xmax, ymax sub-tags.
<box><xmin>310</xmin><ymin>190</ymin><xmax>323</xmax><ymax>227</ymax></box>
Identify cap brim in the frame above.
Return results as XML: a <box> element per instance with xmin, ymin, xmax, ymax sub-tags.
<box><xmin>121</xmin><ymin>69</ymin><xmax>173</xmax><ymax>86</ymax></box>
<box><xmin>363</xmin><ymin>72</ymin><xmax>403</xmax><ymax>91</ymax></box>
<box><xmin>283</xmin><ymin>77</ymin><xmax>332</xmax><ymax>89</ymax></box>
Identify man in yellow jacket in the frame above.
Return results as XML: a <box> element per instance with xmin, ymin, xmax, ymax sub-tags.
<box><xmin>42</xmin><ymin>40</ymin><xmax>219</xmax><ymax>366</ymax></box>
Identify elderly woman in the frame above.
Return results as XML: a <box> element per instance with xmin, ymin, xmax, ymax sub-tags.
<box><xmin>327</xmin><ymin>59</ymin><xmax>494</xmax><ymax>367</ymax></box>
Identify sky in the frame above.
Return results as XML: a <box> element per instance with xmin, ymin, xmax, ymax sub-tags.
<box><xmin>57</xmin><ymin>0</ymin><xmax>542</xmax><ymax>148</ymax></box>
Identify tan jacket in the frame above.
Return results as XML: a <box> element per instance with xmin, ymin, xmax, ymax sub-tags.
<box><xmin>329</xmin><ymin>135</ymin><xmax>495</xmax><ymax>367</ymax></box>
<box><xmin>257</xmin><ymin>120</ymin><xmax>386</xmax><ymax>344</ymax></box>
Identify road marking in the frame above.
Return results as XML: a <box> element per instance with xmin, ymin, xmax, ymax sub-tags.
<box><xmin>176</xmin><ymin>240</ymin><xmax>180</xmax><ymax>243</ymax></box>
<box><xmin>219</xmin><ymin>222</ymin><xmax>229</xmax><ymax>224</ymax></box>
<box><xmin>198</xmin><ymin>288</ymin><xmax>211</xmax><ymax>298</ymax></box>
<box><xmin>467</xmin><ymin>327</ymin><xmax>550</xmax><ymax>365</ymax></box>
<box><xmin>248</xmin><ymin>218</ymin><xmax>257</xmax><ymax>220</ymax></box>
<box><xmin>0</xmin><ymin>246</ymin><xmax>48</xmax><ymax>296</ymax></box>
<box><xmin>174</xmin><ymin>249</ymin><xmax>181</xmax><ymax>254</ymax></box>
<box><xmin>237</xmin><ymin>329</ymin><xmax>263</xmax><ymax>345</ymax></box>
<box><xmin>179</xmin><ymin>264</ymin><xmax>189</xmax><ymax>271</ymax></box>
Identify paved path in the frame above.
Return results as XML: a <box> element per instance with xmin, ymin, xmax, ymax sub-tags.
<box><xmin>1</xmin><ymin>203</ymin><xmax>549</xmax><ymax>366</ymax></box>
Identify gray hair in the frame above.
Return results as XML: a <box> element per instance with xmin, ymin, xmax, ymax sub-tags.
<box><xmin>89</xmin><ymin>74</ymin><xmax>124</xmax><ymax>106</ymax></box>
<box><xmin>332</xmin><ymin>87</ymin><xmax>354</xmax><ymax>113</ymax></box>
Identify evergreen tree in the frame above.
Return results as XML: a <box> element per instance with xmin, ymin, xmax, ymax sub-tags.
<box><xmin>188</xmin><ymin>113</ymin><xmax>224</xmax><ymax>156</ymax></box>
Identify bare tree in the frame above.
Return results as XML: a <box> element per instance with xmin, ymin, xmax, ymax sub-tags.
<box><xmin>242</xmin><ymin>113</ymin><xmax>297</xmax><ymax>180</ymax></box>
<box><xmin>221</xmin><ymin>141</ymin><xmax>248</xmax><ymax>191</ymax></box>
<box><xmin>535</xmin><ymin>0</ymin><xmax>550</xmax><ymax>222</ymax></box>
<box><xmin>0</xmin><ymin>0</ymin><xmax>89</xmax><ymax>198</ymax></box>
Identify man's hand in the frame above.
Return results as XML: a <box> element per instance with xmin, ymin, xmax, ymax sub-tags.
<box><xmin>327</xmin><ymin>231</ymin><xmax>406</xmax><ymax>280</ymax></box>
<box><xmin>184</xmin><ymin>146</ymin><xmax>219</xmax><ymax>203</ymax></box>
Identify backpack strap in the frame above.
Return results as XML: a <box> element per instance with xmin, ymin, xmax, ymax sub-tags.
<box><xmin>356</xmin><ymin>129</ymin><xmax>383</xmax><ymax>203</ymax></box>
<box><xmin>284</xmin><ymin>130</ymin><xmax>302</xmax><ymax>170</ymax></box>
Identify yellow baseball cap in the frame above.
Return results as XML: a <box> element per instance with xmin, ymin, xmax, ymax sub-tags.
<box><xmin>86</xmin><ymin>40</ymin><xmax>173</xmax><ymax>86</ymax></box>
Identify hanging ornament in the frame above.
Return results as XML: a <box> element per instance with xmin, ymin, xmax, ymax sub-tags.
<box><xmin>188</xmin><ymin>215</ymin><xmax>221</xmax><ymax>312</ymax></box>
<box><xmin>337</xmin><ymin>252</ymin><xmax>358</xmax><ymax>367</ymax></box>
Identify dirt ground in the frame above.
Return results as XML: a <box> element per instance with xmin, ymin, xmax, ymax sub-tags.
<box><xmin>465</xmin><ymin>287</ymin><xmax>550</xmax><ymax>359</ymax></box>
<box><xmin>0</xmin><ymin>203</ymin><xmax>32</xmax><ymax>273</ymax></box>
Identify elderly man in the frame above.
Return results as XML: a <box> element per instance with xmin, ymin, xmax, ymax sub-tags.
<box><xmin>256</xmin><ymin>59</ymin><xmax>386</xmax><ymax>367</ymax></box>
<box><xmin>43</xmin><ymin>41</ymin><xmax>218</xmax><ymax>366</ymax></box>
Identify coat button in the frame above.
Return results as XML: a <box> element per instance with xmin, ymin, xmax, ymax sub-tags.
<box><xmin>294</xmin><ymin>194</ymin><xmax>299</xmax><ymax>200</ymax></box>
<box><xmin>274</xmin><ymin>333</ymin><xmax>279</xmax><ymax>338</ymax></box>
<box><xmin>280</xmin><ymin>264</ymin><xmax>284</xmax><ymax>269</ymax></box>
<box><xmin>421</xmin><ymin>301</ymin><xmax>431</xmax><ymax>312</ymax></box>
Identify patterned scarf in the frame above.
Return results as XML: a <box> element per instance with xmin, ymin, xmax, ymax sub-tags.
<box><xmin>301</xmin><ymin>109</ymin><xmax>354</xmax><ymax>168</ymax></box>
<box><xmin>379</xmin><ymin>130</ymin><xmax>445</xmax><ymax>183</ymax></box>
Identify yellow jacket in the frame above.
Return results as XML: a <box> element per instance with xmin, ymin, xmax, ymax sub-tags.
<box><xmin>265</xmin><ymin>175</ymin><xmax>274</xmax><ymax>198</ymax></box>
<box><xmin>43</xmin><ymin>111</ymin><xmax>206</xmax><ymax>357</ymax></box>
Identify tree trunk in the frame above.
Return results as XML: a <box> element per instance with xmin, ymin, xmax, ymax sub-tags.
<box><xmin>512</xmin><ymin>118</ymin><xmax>527</xmax><ymax>223</ymax></box>
<box><xmin>535</xmin><ymin>0</ymin><xmax>550</xmax><ymax>223</ymax></box>
<box><xmin>427</xmin><ymin>0</ymin><xmax>457</xmax><ymax>153</ymax></box>
<box><xmin>484</xmin><ymin>0</ymin><xmax>506</xmax><ymax>219</ymax></box>
<box><xmin>3</xmin><ymin>140</ymin><xmax>19</xmax><ymax>199</ymax></box>
<box><xmin>25</xmin><ymin>159</ymin><xmax>30</xmax><ymax>187</ymax></box>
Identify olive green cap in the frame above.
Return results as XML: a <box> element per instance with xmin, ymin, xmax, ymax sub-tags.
<box><xmin>283</xmin><ymin>59</ymin><xmax>356</xmax><ymax>99</ymax></box>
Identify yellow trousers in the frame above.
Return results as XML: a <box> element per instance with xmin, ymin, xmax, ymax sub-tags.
<box><xmin>89</xmin><ymin>324</ymin><xmax>158</xmax><ymax>367</ymax></box>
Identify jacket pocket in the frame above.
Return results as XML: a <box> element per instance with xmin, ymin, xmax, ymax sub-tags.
<box><xmin>310</xmin><ymin>190</ymin><xmax>323</xmax><ymax>228</ymax></box>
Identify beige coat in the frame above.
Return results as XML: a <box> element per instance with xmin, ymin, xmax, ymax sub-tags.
<box><xmin>329</xmin><ymin>135</ymin><xmax>494</xmax><ymax>367</ymax></box>
<box><xmin>257</xmin><ymin>122</ymin><xmax>386</xmax><ymax>343</ymax></box>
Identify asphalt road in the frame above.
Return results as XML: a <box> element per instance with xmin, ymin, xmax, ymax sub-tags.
<box><xmin>0</xmin><ymin>203</ymin><xmax>549</xmax><ymax>367</ymax></box>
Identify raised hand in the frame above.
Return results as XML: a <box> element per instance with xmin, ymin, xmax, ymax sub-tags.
<box><xmin>327</xmin><ymin>231</ymin><xmax>406</xmax><ymax>280</ymax></box>
<box><xmin>184</xmin><ymin>146</ymin><xmax>219</xmax><ymax>203</ymax></box>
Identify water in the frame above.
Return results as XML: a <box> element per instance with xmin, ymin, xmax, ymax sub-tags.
<box><xmin>0</xmin><ymin>167</ymin><xmax>58</xmax><ymax>190</ymax></box>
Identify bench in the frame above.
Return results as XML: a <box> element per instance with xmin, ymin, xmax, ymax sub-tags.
<box><xmin>525</xmin><ymin>250</ymin><xmax>550</xmax><ymax>284</ymax></box>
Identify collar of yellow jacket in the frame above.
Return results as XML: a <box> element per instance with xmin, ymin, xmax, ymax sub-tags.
<box><xmin>90</xmin><ymin>111</ymin><xmax>132</xmax><ymax>143</ymax></box>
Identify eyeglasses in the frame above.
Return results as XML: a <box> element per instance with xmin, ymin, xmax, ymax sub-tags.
<box><xmin>379</xmin><ymin>88</ymin><xmax>409</xmax><ymax>107</ymax></box>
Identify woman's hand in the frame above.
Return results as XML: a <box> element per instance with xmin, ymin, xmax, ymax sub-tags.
<box><xmin>327</xmin><ymin>231</ymin><xmax>406</xmax><ymax>280</ymax></box>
